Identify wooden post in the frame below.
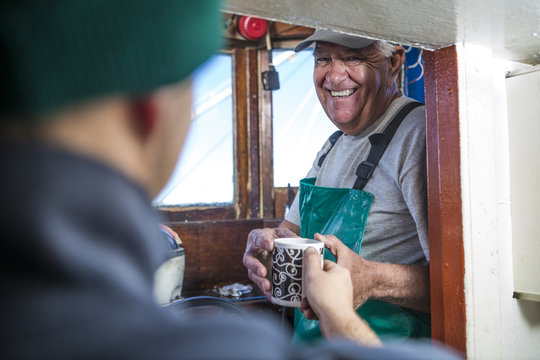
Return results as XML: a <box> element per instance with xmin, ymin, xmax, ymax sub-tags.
<box><xmin>424</xmin><ymin>45</ymin><xmax>467</xmax><ymax>354</ymax></box>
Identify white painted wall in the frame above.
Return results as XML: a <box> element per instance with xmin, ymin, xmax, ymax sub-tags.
<box><xmin>458</xmin><ymin>44</ymin><xmax>540</xmax><ymax>359</ymax></box>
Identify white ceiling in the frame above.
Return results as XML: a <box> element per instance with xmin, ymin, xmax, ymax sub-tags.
<box><xmin>224</xmin><ymin>0</ymin><xmax>540</xmax><ymax>64</ymax></box>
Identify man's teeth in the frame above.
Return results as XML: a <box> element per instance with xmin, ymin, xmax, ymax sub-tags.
<box><xmin>330</xmin><ymin>89</ymin><xmax>355</xmax><ymax>97</ymax></box>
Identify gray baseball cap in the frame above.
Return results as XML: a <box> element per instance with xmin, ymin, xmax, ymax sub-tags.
<box><xmin>294</xmin><ymin>29</ymin><xmax>376</xmax><ymax>52</ymax></box>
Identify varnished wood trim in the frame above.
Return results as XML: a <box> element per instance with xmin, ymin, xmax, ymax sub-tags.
<box><xmin>274</xmin><ymin>186</ymin><xmax>298</xmax><ymax>220</ymax></box>
<box><xmin>234</xmin><ymin>48</ymin><xmax>249</xmax><ymax>219</ymax></box>
<box><xmin>168</xmin><ymin>219</ymin><xmax>258</xmax><ymax>290</ymax></box>
<box><xmin>424</xmin><ymin>45</ymin><xmax>466</xmax><ymax>354</ymax></box>
<box><xmin>247</xmin><ymin>48</ymin><xmax>261</xmax><ymax>218</ymax></box>
<box><xmin>260</xmin><ymin>50</ymin><xmax>275</xmax><ymax>218</ymax></box>
<box><xmin>157</xmin><ymin>207</ymin><xmax>237</xmax><ymax>222</ymax></box>
<box><xmin>271</xmin><ymin>22</ymin><xmax>314</xmax><ymax>40</ymax></box>
<box><xmin>168</xmin><ymin>218</ymin><xmax>283</xmax><ymax>291</ymax></box>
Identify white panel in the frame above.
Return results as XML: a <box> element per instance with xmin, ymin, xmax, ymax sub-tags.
<box><xmin>506</xmin><ymin>67</ymin><xmax>540</xmax><ymax>301</ymax></box>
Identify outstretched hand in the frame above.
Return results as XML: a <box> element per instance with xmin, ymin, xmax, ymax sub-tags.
<box><xmin>303</xmin><ymin>244</ymin><xmax>381</xmax><ymax>346</ymax></box>
<box><xmin>303</xmin><ymin>247</ymin><xmax>354</xmax><ymax>321</ymax></box>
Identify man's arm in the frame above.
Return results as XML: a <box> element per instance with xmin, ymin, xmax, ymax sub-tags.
<box><xmin>318</xmin><ymin>234</ymin><xmax>430</xmax><ymax>313</ymax></box>
<box><xmin>368</xmin><ymin>261</ymin><xmax>429</xmax><ymax>312</ymax></box>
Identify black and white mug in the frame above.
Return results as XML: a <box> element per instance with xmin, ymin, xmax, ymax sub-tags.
<box><xmin>271</xmin><ymin>237</ymin><xmax>324</xmax><ymax>307</ymax></box>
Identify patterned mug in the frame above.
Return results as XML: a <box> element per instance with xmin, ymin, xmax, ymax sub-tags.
<box><xmin>271</xmin><ymin>237</ymin><xmax>324</xmax><ymax>307</ymax></box>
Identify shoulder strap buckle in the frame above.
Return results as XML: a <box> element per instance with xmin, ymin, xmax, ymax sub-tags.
<box><xmin>356</xmin><ymin>160</ymin><xmax>376</xmax><ymax>180</ymax></box>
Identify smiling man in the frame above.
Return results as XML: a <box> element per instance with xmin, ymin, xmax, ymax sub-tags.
<box><xmin>244</xmin><ymin>29</ymin><xmax>431</xmax><ymax>343</ymax></box>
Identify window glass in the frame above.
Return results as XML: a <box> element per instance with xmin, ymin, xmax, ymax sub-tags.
<box><xmin>154</xmin><ymin>54</ymin><xmax>234</xmax><ymax>206</ymax></box>
<box><xmin>272</xmin><ymin>49</ymin><xmax>337</xmax><ymax>187</ymax></box>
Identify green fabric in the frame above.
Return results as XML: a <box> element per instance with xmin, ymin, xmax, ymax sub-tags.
<box><xmin>298</xmin><ymin>177</ymin><xmax>372</xmax><ymax>256</ymax></box>
<box><xmin>293</xmin><ymin>177</ymin><xmax>431</xmax><ymax>343</ymax></box>
<box><xmin>0</xmin><ymin>0</ymin><xmax>223</xmax><ymax>118</ymax></box>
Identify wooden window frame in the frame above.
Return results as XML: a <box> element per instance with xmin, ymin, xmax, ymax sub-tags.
<box><xmin>157</xmin><ymin>48</ymin><xmax>266</xmax><ymax>222</ymax></box>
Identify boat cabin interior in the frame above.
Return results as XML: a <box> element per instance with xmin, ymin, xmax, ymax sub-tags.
<box><xmin>155</xmin><ymin>10</ymin><xmax>443</xmax><ymax>347</ymax></box>
<box><xmin>154</xmin><ymin>2</ymin><xmax>540</xmax><ymax>358</ymax></box>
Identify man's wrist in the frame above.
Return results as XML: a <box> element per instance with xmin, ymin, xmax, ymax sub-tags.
<box><xmin>351</xmin><ymin>259</ymin><xmax>381</xmax><ymax>309</ymax></box>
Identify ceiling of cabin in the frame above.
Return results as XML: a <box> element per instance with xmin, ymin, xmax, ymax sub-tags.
<box><xmin>223</xmin><ymin>0</ymin><xmax>540</xmax><ymax>65</ymax></box>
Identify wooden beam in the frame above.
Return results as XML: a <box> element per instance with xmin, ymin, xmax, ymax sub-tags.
<box><xmin>424</xmin><ymin>45</ymin><xmax>466</xmax><ymax>354</ymax></box>
<box><xmin>157</xmin><ymin>207</ymin><xmax>237</xmax><ymax>222</ymax></box>
<box><xmin>260</xmin><ymin>50</ymin><xmax>275</xmax><ymax>218</ymax></box>
<box><xmin>247</xmin><ymin>48</ymin><xmax>261</xmax><ymax>218</ymax></box>
<box><xmin>234</xmin><ymin>48</ymin><xmax>249</xmax><ymax>219</ymax></box>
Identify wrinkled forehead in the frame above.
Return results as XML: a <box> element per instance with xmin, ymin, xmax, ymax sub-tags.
<box><xmin>312</xmin><ymin>41</ymin><xmax>377</xmax><ymax>56</ymax></box>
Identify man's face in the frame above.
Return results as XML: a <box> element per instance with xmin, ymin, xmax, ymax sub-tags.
<box><xmin>313</xmin><ymin>42</ymin><xmax>395</xmax><ymax>135</ymax></box>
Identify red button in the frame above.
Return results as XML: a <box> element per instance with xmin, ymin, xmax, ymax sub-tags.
<box><xmin>238</xmin><ymin>16</ymin><xmax>267</xmax><ymax>40</ymax></box>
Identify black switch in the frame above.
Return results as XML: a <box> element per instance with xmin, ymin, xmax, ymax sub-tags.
<box><xmin>262</xmin><ymin>65</ymin><xmax>280</xmax><ymax>91</ymax></box>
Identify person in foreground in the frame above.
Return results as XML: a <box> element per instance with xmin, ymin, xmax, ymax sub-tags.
<box><xmin>244</xmin><ymin>29</ymin><xmax>431</xmax><ymax>342</ymax></box>
<box><xmin>0</xmin><ymin>1</ymin><xmax>460</xmax><ymax>359</ymax></box>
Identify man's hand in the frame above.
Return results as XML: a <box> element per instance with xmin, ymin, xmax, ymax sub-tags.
<box><xmin>303</xmin><ymin>246</ymin><xmax>381</xmax><ymax>346</ymax></box>
<box><xmin>318</xmin><ymin>233</ymin><xmax>431</xmax><ymax>313</ymax></box>
<box><xmin>242</xmin><ymin>223</ymin><xmax>298</xmax><ymax>298</ymax></box>
<box><xmin>317</xmin><ymin>233</ymin><xmax>378</xmax><ymax>309</ymax></box>
<box><xmin>298</xmin><ymin>232</ymin><xmax>374</xmax><ymax>319</ymax></box>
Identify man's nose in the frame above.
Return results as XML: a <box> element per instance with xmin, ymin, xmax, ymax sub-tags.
<box><xmin>326</xmin><ymin>60</ymin><xmax>348</xmax><ymax>84</ymax></box>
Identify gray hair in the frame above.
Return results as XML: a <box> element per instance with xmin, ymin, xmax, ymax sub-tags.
<box><xmin>373</xmin><ymin>40</ymin><xmax>396</xmax><ymax>57</ymax></box>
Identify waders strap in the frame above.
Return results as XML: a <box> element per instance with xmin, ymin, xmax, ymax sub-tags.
<box><xmin>317</xmin><ymin>130</ymin><xmax>344</xmax><ymax>167</ymax></box>
<box><xmin>353</xmin><ymin>101</ymin><xmax>423</xmax><ymax>190</ymax></box>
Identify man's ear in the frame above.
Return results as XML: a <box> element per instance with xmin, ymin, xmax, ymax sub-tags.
<box><xmin>388</xmin><ymin>45</ymin><xmax>405</xmax><ymax>84</ymax></box>
<box><xmin>133</xmin><ymin>95</ymin><xmax>159</xmax><ymax>137</ymax></box>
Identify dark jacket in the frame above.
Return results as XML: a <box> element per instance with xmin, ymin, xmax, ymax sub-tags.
<box><xmin>0</xmin><ymin>143</ymin><xmax>460</xmax><ymax>360</ymax></box>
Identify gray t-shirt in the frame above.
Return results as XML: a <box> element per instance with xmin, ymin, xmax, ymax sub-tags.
<box><xmin>285</xmin><ymin>96</ymin><xmax>428</xmax><ymax>265</ymax></box>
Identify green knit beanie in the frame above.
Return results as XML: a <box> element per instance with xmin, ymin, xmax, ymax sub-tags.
<box><xmin>0</xmin><ymin>0</ymin><xmax>223</xmax><ymax>120</ymax></box>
